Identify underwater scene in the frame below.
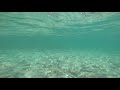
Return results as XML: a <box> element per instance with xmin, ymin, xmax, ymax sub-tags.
<box><xmin>0</xmin><ymin>12</ymin><xmax>120</xmax><ymax>78</ymax></box>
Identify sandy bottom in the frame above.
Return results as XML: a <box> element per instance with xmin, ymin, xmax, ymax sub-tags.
<box><xmin>0</xmin><ymin>49</ymin><xmax>120</xmax><ymax>78</ymax></box>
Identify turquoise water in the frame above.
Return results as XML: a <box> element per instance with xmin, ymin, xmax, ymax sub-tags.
<box><xmin>0</xmin><ymin>12</ymin><xmax>120</xmax><ymax>78</ymax></box>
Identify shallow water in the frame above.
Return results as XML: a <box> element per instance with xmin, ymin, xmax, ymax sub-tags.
<box><xmin>0</xmin><ymin>12</ymin><xmax>120</xmax><ymax>78</ymax></box>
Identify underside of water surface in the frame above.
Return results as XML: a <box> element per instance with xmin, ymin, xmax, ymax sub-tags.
<box><xmin>0</xmin><ymin>12</ymin><xmax>120</xmax><ymax>78</ymax></box>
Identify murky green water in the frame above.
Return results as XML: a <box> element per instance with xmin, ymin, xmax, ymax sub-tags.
<box><xmin>0</xmin><ymin>12</ymin><xmax>120</xmax><ymax>78</ymax></box>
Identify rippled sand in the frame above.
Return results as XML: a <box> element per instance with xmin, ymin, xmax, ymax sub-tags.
<box><xmin>0</xmin><ymin>49</ymin><xmax>120</xmax><ymax>78</ymax></box>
